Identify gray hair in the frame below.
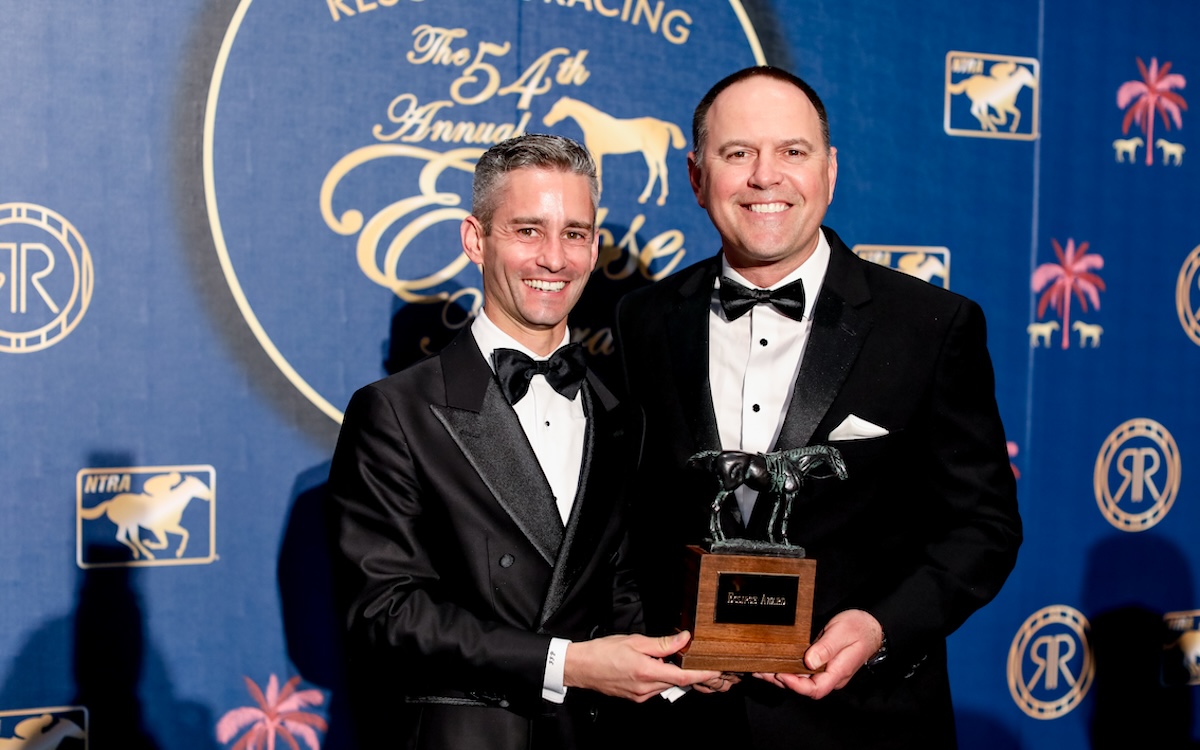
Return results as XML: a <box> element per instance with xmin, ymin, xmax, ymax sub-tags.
<box><xmin>472</xmin><ymin>133</ymin><xmax>600</xmax><ymax>234</ymax></box>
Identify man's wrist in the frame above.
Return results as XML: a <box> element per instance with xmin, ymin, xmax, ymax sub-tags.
<box><xmin>864</xmin><ymin>632</ymin><xmax>889</xmax><ymax>669</ymax></box>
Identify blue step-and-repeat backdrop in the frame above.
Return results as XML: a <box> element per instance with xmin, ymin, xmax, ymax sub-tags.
<box><xmin>2</xmin><ymin>1</ymin><xmax>1197</xmax><ymax>747</ymax></box>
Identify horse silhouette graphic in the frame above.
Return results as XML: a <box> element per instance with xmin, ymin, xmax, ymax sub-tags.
<box><xmin>0</xmin><ymin>715</ymin><xmax>85</xmax><ymax>750</ymax></box>
<box><xmin>1026</xmin><ymin>320</ymin><xmax>1059</xmax><ymax>347</ymax></box>
<box><xmin>1072</xmin><ymin>320</ymin><xmax>1103</xmax><ymax>347</ymax></box>
<box><xmin>543</xmin><ymin>96</ymin><xmax>685</xmax><ymax>206</ymax></box>
<box><xmin>1113</xmin><ymin>136</ymin><xmax>1144</xmax><ymax>162</ymax></box>
<box><xmin>896</xmin><ymin>252</ymin><xmax>948</xmax><ymax>284</ymax></box>
<box><xmin>1178</xmin><ymin>630</ymin><xmax>1200</xmax><ymax>683</ymax></box>
<box><xmin>1156</xmin><ymin>138</ymin><xmax>1186</xmax><ymax>166</ymax></box>
<box><xmin>948</xmin><ymin>61</ymin><xmax>1037</xmax><ymax>133</ymax></box>
<box><xmin>79</xmin><ymin>472</ymin><xmax>213</xmax><ymax>559</ymax></box>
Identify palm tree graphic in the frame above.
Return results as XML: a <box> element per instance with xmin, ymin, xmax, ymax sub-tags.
<box><xmin>1031</xmin><ymin>238</ymin><xmax>1106</xmax><ymax>350</ymax></box>
<box><xmin>1117</xmin><ymin>57</ymin><xmax>1188</xmax><ymax>166</ymax></box>
<box><xmin>216</xmin><ymin>674</ymin><xmax>327</xmax><ymax>750</ymax></box>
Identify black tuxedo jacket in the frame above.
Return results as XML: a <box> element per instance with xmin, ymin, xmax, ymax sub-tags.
<box><xmin>615</xmin><ymin>228</ymin><xmax>1021</xmax><ymax>748</ymax></box>
<box><xmin>327</xmin><ymin>329</ymin><xmax>643</xmax><ymax>750</ymax></box>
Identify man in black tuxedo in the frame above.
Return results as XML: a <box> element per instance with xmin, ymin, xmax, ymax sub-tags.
<box><xmin>327</xmin><ymin>134</ymin><xmax>723</xmax><ymax>750</ymax></box>
<box><xmin>616</xmin><ymin>67</ymin><xmax>1023</xmax><ymax>747</ymax></box>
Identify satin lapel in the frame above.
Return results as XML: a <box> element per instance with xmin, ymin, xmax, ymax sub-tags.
<box><xmin>748</xmin><ymin>236</ymin><xmax>872</xmax><ymax>535</ymax></box>
<box><xmin>771</xmin><ymin>232</ymin><xmax>873</xmax><ymax>454</ymax></box>
<box><xmin>666</xmin><ymin>256</ymin><xmax>722</xmax><ymax>452</ymax></box>
<box><xmin>429</xmin><ymin>332</ymin><xmax>563</xmax><ymax>567</ymax></box>
<box><xmin>537</xmin><ymin>375</ymin><xmax>622</xmax><ymax>628</ymax></box>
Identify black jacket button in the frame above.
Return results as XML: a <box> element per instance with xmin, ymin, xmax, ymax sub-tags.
<box><xmin>499</xmin><ymin>554</ymin><xmax>515</xmax><ymax>568</ymax></box>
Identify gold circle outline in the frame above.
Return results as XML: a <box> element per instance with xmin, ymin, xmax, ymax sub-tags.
<box><xmin>1007</xmin><ymin>604</ymin><xmax>1094</xmax><ymax>720</ymax></box>
<box><xmin>1093</xmin><ymin>418</ymin><xmax>1181</xmax><ymax>532</ymax></box>
<box><xmin>1177</xmin><ymin>244</ymin><xmax>1200</xmax><ymax>346</ymax></box>
<box><xmin>205</xmin><ymin>0</ymin><xmax>765</xmax><ymax>422</ymax></box>
<box><xmin>0</xmin><ymin>202</ymin><xmax>94</xmax><ymax>354</ymax></box>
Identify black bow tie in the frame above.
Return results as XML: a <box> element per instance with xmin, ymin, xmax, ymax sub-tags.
<box><xmin>492</xmin><ymin>343</ymin><xmax>588</xmax><ymax>405</ymax></box>
<box><xmin>719</xmin><ymin>276</ymin><xmax>806</xmax><ymax>322</ymax></box>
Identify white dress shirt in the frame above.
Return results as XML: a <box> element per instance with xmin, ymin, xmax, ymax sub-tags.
<box><xmin>471</xmin><ymin>311</ymin><xmax>585</xmax><ymax>704</ymax></box>
<box><xmin>709</xmin><ymin>229</ymin><xmax>831</xmax><ymax>523</ymax></box>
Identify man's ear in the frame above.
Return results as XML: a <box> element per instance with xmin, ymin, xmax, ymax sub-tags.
<box><xmin>826</xmin><ymin>146</ymin><xmax>838</xmax><ymax>205</ymax></box>
<box><xmin>587</xmin><ymin>223</ymin><xmax>600</xmax><ymax>273</ymax></box>
<box><xmin>687</xmin><ymin>152</ymin><xmax>705</xmax><ymax>208</ymax></box>
<box><xmin>461</xmin><ymin>215</ymin><xmax>485</xmax><ymax>265</ymax></box>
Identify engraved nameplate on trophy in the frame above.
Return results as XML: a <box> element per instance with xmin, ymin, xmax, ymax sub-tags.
<box><xmin>678</xmin><ymin>446</ymin><xmax>846</xmax><ymax>674</ymax></box>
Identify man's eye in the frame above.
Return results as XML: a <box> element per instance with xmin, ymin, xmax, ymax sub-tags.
<box><xmin>565</xmin><ymin>231</ymin><xmax>589</xmax><ymax>241</ymax></box>
<box><xmin>517</xmin><ymin>227</ymin><xmax>538</xmax><ymax>237</ymax></box>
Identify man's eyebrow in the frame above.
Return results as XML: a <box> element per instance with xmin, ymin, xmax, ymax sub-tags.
<box><xmin>716</xmin><ymin>137</ymin><xmax>818</xmax><ymax>152</ymax></box>
<box><xmin>778</xmin><ymin>137</ymin><xmax>818</xmax><ymax>151</ymax></box>
<box><xmin>507</xmin><ymin>216</ymin><xmax>594</xmax><ymax>231</ymax></box>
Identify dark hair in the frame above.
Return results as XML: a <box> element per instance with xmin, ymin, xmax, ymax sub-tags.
<box><xmin>692</xmin><ymin>66</ymin><xmax>831</xmax><ymax>155</ymax></box>
<box><xmin>472</xmin><ymin>133</ymin><xmax>599</xmax><ymax>233</ymax></box>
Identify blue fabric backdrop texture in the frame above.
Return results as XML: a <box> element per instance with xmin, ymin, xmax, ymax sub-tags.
<box><xmin>1</xmin><ymin>1</ymin><xmax>1197</xmax><ymax>748</ymax></box>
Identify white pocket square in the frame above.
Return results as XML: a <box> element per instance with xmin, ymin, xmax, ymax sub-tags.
<box><xmin>828</xmin><ymin>414</ymin><xmax>889</xmax><ymax>441</ymax></box>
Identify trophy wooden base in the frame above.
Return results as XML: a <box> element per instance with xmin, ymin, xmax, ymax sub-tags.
<box><xmin>679</xmin><ymin>545</ymin><xmax>817</xmax><ymax>674</ymax></box>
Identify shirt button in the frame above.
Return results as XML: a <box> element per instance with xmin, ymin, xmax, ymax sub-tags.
<box><xmin>760</xmin><ymin>338</ymin><xmax>768</xmax><ymax>346</ymax></box>
<box><xmin>752</xmin><ymin>404</ymin><xmax>761</xmax><ymax>412</ymax></box>
<box><xmin>499</xmin><ymin>699</ymin><xmax>511</xmax><ymax>708</ymax></box>
<box><xmin>499</xmin><ymin>554</ymin><xmax>515</xmax><ymax>568</ymax></box>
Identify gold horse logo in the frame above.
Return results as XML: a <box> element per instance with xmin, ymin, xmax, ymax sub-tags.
<box><xmin>543</xmin><ymin>96</ymin><xmax>686</xmax><ymax>206</ymax></box>
<box><xmin>0</xmin><ymin>715</ymin><xmax>85</xmax><ymax>750</ymax></box>
<box><xmin>948</xmin><ymin>61</ymin><xmax>1037</xmax><ymax>133</ymax></box>
<box><xmin>79</xmin><ymin>472</ymin><xmax>213</xmax><ymax>559</ymax></box>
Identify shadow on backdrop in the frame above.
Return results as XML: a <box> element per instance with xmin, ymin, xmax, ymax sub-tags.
<box><xmin>0</xmin><ymin>451</ymin><xmax>216</xmax><ymax>749</ymax></box>
<box><xmin>0</xmin><ymin>546</ymin><xmax>219</xmax><ymax>749</ymax></box>
<box><xmin>740</xmin><ymin>0</ymin><xmax>792</xmax><ymax>70</ymax></box>
<box><xmin>278</xmin><ymin>462</ymin><xmax>357</xmax><ymax>750</ymax></box>
<box><xmin>1082</xmin><ymin>533</ymin><xmax>1199</xmax><ymax>749</ymax></box>
<box><xmin>71</xmin><ymin>548</ymin><xmax>161</xmax><ymax>750</ymax></box>
<box><xmin>385</xmin><ymin>286</ymin><xmax>473</xmax><ymax>376</ymax></box>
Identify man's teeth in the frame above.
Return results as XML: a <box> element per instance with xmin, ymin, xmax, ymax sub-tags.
<box><xmin>525</xmin><ymin>279</ymin><xmax>566</xmax><ymax>292</ymax></box>
<box><xmin>748</xmin><ymin>203</ymin><xmax>788</xmax><ymax>213</ymax></box>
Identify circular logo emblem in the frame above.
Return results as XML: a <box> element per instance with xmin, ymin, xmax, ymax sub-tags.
<box><xmin>1094</xmin><ymin>418</ymin><xmax>1181</xmax><ymax>532</ymax></box>
<box><xmin>205</xmin><ymin>0</ymin><xmax>764</xmax><ymax>421</ymax></box>
<box><xmin>0</xmin><ymin>202</ymin><xmax>94</xmax><ymax>353</ymax></box>
<box><xmin>1008</xmin><ymin>605</ymin><xmax>1094</xmax><ymax>720</ymax></box>
<box><xmin>1177</xmin><ymin>244</ymin><xmax>1200</xmax><ymax>346</ymax></box>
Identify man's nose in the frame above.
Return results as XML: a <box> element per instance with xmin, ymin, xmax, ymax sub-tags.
<box><xmin>749</xmin><ymin>154</ymin><xmax>783</xmax><ymax>188</ymax></box>
<box><xmin>539</xmin><ymin>237</ymin><xmax>568</xmax><ymax>272</ymax></box>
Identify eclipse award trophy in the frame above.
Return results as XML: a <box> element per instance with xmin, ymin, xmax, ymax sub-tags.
<box><xmin>678</xmin><ymin>445</ymin><xmax>847</xmax><ymax>673</ymax></box>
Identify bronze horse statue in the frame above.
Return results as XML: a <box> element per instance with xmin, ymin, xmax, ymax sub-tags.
<box><xmin>688</xmin><ymin>445</ymin><xmax>848</xmax><ymax>549</ymax></box>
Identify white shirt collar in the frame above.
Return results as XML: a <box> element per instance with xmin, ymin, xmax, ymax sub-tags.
<box><xmin>718</xmin><ymin>227</ymin><xmax>832</xmax><ymax>321</ymax></box>
<box><xmin>471</xmin><ymin>309</ymin><xmax>571</xmax><ymax>370</ymax></box>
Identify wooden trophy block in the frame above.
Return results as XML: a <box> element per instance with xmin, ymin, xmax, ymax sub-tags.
<box><xmin>679</xmin><ymin>545</ymin><xmax>817</xmax><ymax>674</ymax></box>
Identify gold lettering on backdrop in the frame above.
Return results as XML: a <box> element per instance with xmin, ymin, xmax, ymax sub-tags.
<box><xmin>537</xmin><ymin>0</ymin><xmax>692</xmax><ymax>44</ymax></box>
<box><xmin>326</xmin><ymin>26</ymin><xmax>690</xmax><ymax>322</ymax></box>
<box><xmin>405</xmin><ymin>28</ymin><xmax>592</xmax><ymax>110</ymax></box>
<box><xmin>499</xmin><ymin>49</ymin><xmax>591</xmax><ymax>109</ymax></box>
<box><xmin>571</xmin><ymin>326</ymin><xmax>615</xmax><ymax>357</ymax></box>
<box><xmin>321</xmin><ymin>145</ymin><xmax>482</xmax><ymax>317</ymax></box>
<box><xmin>595</xmin><ymin>209</ymin><xmax>686</xmax><ymax>282</ymax></box>
<box><xmin>373</xmin><ymin>94</ymin><xmax>532</xmax><ymax>144</ymax></box>
<box><xmin>407</xmin><ymin>26</ymin><xmax>472</xmax><ymax>66</ymax></box>
<box><xmin>451</xmin><ymin>40</ymin><xmax>514</xmax><ymax>105</ymax></box>
<box><xmin>327</xmin><ymin>0</ymin><xmax>413</xmax><ymax>23</ymax></box>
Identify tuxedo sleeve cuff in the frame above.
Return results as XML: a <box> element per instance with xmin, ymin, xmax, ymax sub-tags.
<box><xmin>542</xmin><ymin>637</ymin><xmax>570</xmax><ymax>703</ymax></box>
